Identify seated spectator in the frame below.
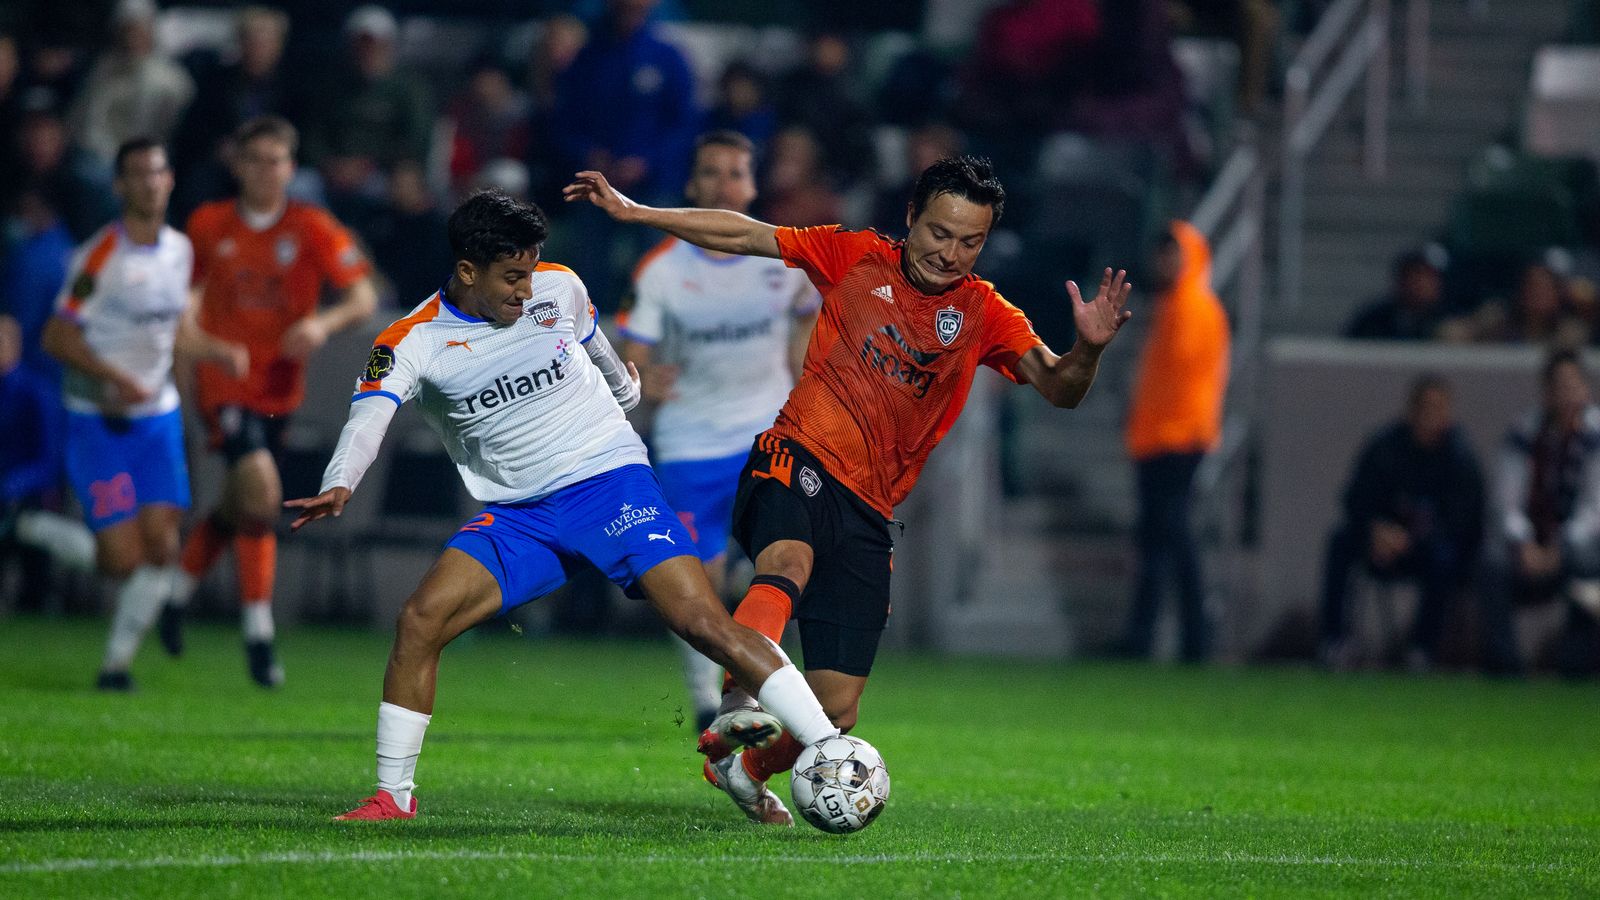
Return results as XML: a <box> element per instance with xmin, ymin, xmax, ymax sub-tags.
<box><xmin>10</xmin><ymin>107</ymin><xmax>115</xmax><ymax>240</ymax></box>
<box><xmin>363</xmin><ymin>161</ymin><xmax>451</xmax><ymax>308</ymax></box>
<box><xmin>774</xmin><ymin>31</ymin><xmax>873</xmax><ymax>188</ymax></box>
<box><xmin>445</xmin><ymin>57</ymin><xmax>531</xmax><ymax>196</ymax></box>
<box><xmin>1345</xmin><ymin>248</ymin><xmax>1448</xmax><ymax>341</ymax></box>
<box><xmin>1318</xmin><ymin>376</ymin><xmax>1484</xmax><ymax>671</ymax></box>
<box><xmin>872</xmin><ymin>122</ymin><xmax>963</xmax><ymax>235</ymax></box>
<box><xmin>524</xmin><ymin>14</ymin><xmax>588</xmax><ymax>206</ymax></box>
<box><xmin>757</xmin><ymin>126</ymin><xmax>842</xmax><ymax>227</ymax></box>
<box><xmin>1468</xmin><ymin>261</ymin><xmax>1587</xmax><ymax>346</ymax></box>
<box><xmin>1074</xmin><ymin>0</ymin><xmax>1196</xmax><ymax>178</ymax></box>
<box><xmin>170</xmin><ymin>6</ymin><xmax>295</xmax><ymax>219</ymax></box>
<box><xmin>1480</xmin><ymin>350</ymin><xmax>1600</xmax><ymax>676</ymax></box>
<box><xmin>707</xmin><ymin>60</ymin><xmax>776</xmax><ymax>149</ymax></box>
<box><xmin>956</xmin><ymin>0</ymin><xmax>1100</xmax><ymax>145</ymax></box>
<box><xmin>301</xmin><ymin>6</ymin><xmax>433</xmax><ymax>204</ymax></box>
<box><xmin>0</xmin><ymin>31</ymin><xmax>20</xmax><ymax>178</ymax></box>
<box><xmin>67</xmin><ymin>0</ymin><xmax>195</xmax><ymax>171</ymax></box>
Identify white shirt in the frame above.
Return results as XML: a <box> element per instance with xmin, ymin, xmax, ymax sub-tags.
<box><xmin>622</xmin><ymin>238</ymin><xmax>820</xmax><ymax>462</ymax></box>
<box><xmin>55</xmin><ymin>224</ymin><xmax>193</xmax><ymax>418</ymax></box>
<box><xmin>322</xmin><ymin>264</ymin><xmax>647</xmax><ymax>504</ymax></box>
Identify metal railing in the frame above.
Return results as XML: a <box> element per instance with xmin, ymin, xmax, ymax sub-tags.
<box><xmin>1279</xmin><ymin>0</ymin><xmax>1392</xmax><ymax>311</ymax></box>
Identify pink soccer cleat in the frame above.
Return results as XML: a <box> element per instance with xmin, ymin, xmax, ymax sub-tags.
<box><xmin>333</xmin><ymin>790</ymin><xmax>417</xmax><ymax>821</ymax></box>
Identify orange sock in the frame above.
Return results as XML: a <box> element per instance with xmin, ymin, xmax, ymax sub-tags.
<box><xmin>722</xmin><ymin>575</ymin><xmax>799</xmax><ymax>694</ymax></box>
<box><xmin>233</xmin><ymin>531</ymin><xmax>277</xmax><ymax>603</ymax></box>
<box><xmin>180</xmin><ymin>515</ymin><xmax>230</xmax><ymax>578</ymax></box>
<box><xmin>743</xmin><ymin>733</ymin><xmax>804</xmax><ymax>782</ymax></box>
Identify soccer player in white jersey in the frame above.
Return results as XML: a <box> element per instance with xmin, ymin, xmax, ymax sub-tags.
<box><xmin>620</xmin><ymin>130</ymin><xmax>820</xmax><ymax>732</ymax></box>
<box><xmin>285</xmin><ymin>191</ymin><xmax>839</xmax><ymax>825</ymax></box>
<box><xmin>41</xmin><ymin>139</ymin><xmax>246</xmax><ymax>690</ymax></box>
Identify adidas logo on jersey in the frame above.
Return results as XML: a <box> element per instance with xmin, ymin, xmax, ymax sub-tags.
<box><xmin>872</xmin><ymin>285</ymin><xmax>895</xmax><ymax>304</ymax></box>
<box><xmin>461</xmin><ymin>358</ymin><xmax>567</xmax><ymax>414</ymax></box>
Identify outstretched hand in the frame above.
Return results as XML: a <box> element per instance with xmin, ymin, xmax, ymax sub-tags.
<box><xmin>1068</xmin><ymin>268</ymin><xmax>1133</xmax><ymax>349</ymax></box>
<box><xmin>562</xmin><ymin>171</ymin><xmax>638</xmax><ymax>222</ymax></box>
<box><xmin>283</xmin><ymin>486</ymin><xmax>352</xmax><ymax>532</ymax></box>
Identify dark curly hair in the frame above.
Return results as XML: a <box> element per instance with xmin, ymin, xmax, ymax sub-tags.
<box><xmin>447</xmin><ymin>189</ymin><xmax>549</xmax><ymax>267</ymax></box>
<box><xmin>910</xmin><ymin>155</ymin><xmax>1006</xmax><ymax>224</ymax></box>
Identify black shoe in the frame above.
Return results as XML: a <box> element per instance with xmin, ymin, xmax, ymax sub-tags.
<box><xmin>157</xmin><ymin>604</ymin><xmax>185</xmax><ymax>657</ymax></box>
<box><xmin>96</xmin><ymin>670</ymin><xmax>134</xmax><ymax>692</ymax></box>
<box><xmin>245</xmin><ymin>640</ymin><xmax>284</xmax><ymax>688</ymax></box>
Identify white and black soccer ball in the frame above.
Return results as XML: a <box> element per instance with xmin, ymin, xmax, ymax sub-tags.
<box><xmin>790</xmin><ymin>735</ymin><xmax>890</xmax><ymax>834</ymax></box>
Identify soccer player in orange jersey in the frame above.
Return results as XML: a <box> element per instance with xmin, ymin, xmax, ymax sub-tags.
<box><xmin>171</xmin><ymin>115</ymin><xmax>378</xmax><ymax>687</ymax></box>
<box><xmin>566</xmin><ymin>156</ymin><xmax>1132</xmax><ymax>822</ymax></box>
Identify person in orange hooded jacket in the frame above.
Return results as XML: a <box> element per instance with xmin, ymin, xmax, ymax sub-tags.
<box><xmin>1121</xmin><ymin>220</ymin><xmax>1230</xmax><ymax>661</ymax></box>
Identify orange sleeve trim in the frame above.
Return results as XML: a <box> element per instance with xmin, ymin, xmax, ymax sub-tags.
<box><xmin>80</xmin><ymin>229</ymin><xmax>120</xmax><ymax>279</ymax></box>
<box><xmin>629</xmin><ymin>237</ymin><xmax>676</xmax><ymax>282</ymax></box>
<box><xmin>358</xmin><ymin>296</ymin><xmax>440</xmax><ymax>391</ymax></box>
<box><xmin>534</xmin><ymin>260</ymin><xmax>577</xmax><ymax>276</ymax></box>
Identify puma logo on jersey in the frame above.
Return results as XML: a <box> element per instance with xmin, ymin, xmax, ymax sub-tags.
<box><xmin>446</xmin><ymin>340</ymin><xmax>473</xmax><ymax>351</ymax></box>
<box><xmin>872</xmin><ymin>284</ymin><xmax>895</xmax><ymax>304</ymax></box>
<box><xmin>648</xmin><ymin>532</ymin><xmax>675</xmax><ymax>544</ymax></box>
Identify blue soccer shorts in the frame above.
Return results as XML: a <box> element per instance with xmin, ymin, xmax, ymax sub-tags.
<box><xmin>65</xmin><ymin>408</ymin><xmax>191</xmax><ymax>532</ymax></box>
<box><xmin>445</xmin><ymin>463</ymin><xmax>697</xmax><ymax>613</ymax></box>
<box><xmin>653</xmin><ymin>451</ymin><xmax>747</xmax><ymax>562</ymax></box>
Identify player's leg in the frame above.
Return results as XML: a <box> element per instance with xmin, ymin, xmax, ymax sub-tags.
<box><xmin>676</xmin><ymin>552</ymin><xmax>727</xmax><ymax>731</ymax></box>
<box><xmin>172</xmin><ymin>406</ymin><xmax>246</xmax><ymax>607</ymax></box>
<box><xmin>221</xmin><ymin>446</ymin><xmax>285</xmax><ymax>686</ymax></box>
<box><xmin>93</xmin><ymin>518</ymin><xmax>158</xmax><ymax>689</ymax></box>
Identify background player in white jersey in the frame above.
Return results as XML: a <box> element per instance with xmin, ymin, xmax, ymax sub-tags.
<box><xmin>41</xmin><ymin>139</ymin><xmax>246</xmax><ymax>690</ymax></box>
<box><xmin>284</xmin><ymin>191</ymin><xmax>839</xmax><ymax>825</ymax></box>
<box><xmin>621</xmin><ymin>130</ymin><xmax>820</xmax><ymax>731</ymax></box>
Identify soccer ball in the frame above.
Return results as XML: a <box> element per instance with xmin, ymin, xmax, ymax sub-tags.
<box><xmin>790</xmin><ymin>735</ymin><xmax>890</xmax><ymax>834</ymax></box>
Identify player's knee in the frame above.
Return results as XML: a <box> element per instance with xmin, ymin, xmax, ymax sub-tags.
<box><xmin>97</xmin><ymin>544</ymin><xmax>142</xmax><ymax>580</ymax></box>
<box><xmin>755</xmin><ymin>542</ymin><xmax>813</xmax><ymax>590</ymax></box>
<box><xmin>395</xmin><ymin>590</ymin><xmax>457</xmax><ymax>650</ymax></box>
<box><xmin>823</xmin><ymin>698</ymin><xmax>860</xmax><ymax>732</ymax></box>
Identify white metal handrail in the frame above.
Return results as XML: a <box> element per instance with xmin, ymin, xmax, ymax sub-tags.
<box><xmin>1279</xmin><ymin>0</ymin><xmax>1392</xmax><ymax>312</ymax></box>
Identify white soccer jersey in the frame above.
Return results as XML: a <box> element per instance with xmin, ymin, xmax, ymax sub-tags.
<box><xmin>622</xmin><ymin>238</ymin><xmax>820</xmax><ymax>462</ymax></box>
<box><xmin>55</xmin><ymin>224</ymin><xmax>193</xmax><ymax>417</ymax></box>
<box><xmin>338</xmin><ymin>263</ymin><xmax>648</xmax><ymax>503</ymax></box>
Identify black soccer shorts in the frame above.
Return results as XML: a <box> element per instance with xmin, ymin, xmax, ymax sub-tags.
<box><xmin>731</xmin><ymin>433</ymin><xmax>896</xmax><ymax>677</ymax></box>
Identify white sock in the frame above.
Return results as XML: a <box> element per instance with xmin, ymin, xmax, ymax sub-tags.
<box><xmin>376</xmin><ymin>701</ymin><xmax>432</xmax><ymax>809</ymax></box>
<box><xmin>242</xmin><ymin>602</ymin><xmax>274</xmax><ymax>642</ymax></box>
<box><xmin>168</xmin><ymin>567</ymin><xmax>197</xmax><ymax>609</ymax></box>
<box><xmin>101</xmin><ymin>566</ymin><xmax>171</xmax><ymax>671</ymax></box>
<box><xmin>756</xmin><ymin>664</ymin><xmax>840</xmax><ymax>747</ymax></box>
<box><xmin>674</xmin><ymin>634</ymin><xmax>723</xmax><ymax>718</ymax></box>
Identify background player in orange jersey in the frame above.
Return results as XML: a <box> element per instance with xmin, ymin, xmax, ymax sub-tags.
<box><xmin>170</xmin><ymin>115</ymin><xmax>378</xmax><ymax>687</ymax></box>
<box><xmin>567</xmin><ymin>155</ymin><xmax>1132</xmax><ymax>822</ymax></box>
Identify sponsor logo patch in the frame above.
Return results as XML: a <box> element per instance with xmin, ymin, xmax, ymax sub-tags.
<box><xmin>364</xmin><ymin>345</ymin><xmax>395</xmax><ymax>382</ymax></box>
<box><xmin>799</xmin><ymin>466</ymin><xmax>822</xmax><ymax>498</ymax></box>
<box><xmin>935</xmin><ymin>306</ymin><xmax>964</xmax><ymax>346</ymax></box>
<box><xmin>605</xmin><ymin>502</ymin><xmax>663</xmax><ymax>538</ymax></box>
<box><xmin>525</xmin><ymin>299</ymin><xmax>561</xmax><ymax>327</ymax></box>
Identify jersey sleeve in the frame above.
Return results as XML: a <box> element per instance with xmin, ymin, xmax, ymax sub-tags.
<box><xmin>773</xmin><ymin>225</ymin><xmax>880</xmax><ymax>292</ymax></box>
<box><xmin>54</xmin><ymin>229</ymin><xmax>118</xmax><ymax>322</ymax></box>
<box><xmin>565</xmin><ymin>271</ymin><xmax>601</xmax><ymax>345</ymax></box>
<box><xmin>307</xmin><ymin>210</ymin><xmax>373</xmax><ymax>291</ymax></box>
<box><xmin>620</xmin><ymin>259</ymin><xmax>668</xmax><ymax>345</ymax></box>
<box><xmin>354</xmin><ymin>323</ymin><xmax>427</xmax><ymax>405</ymax></box>
<box><xmin>978</xmin><ymin>289</ymin><xmax>1044</xmax><ymax>384</ymax></box>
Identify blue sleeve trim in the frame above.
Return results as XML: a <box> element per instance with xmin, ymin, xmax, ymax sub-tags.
<box><xmin>617</xmin><ymin>327</ymin><xmax>656</xmax><ymax>346</ymax></box>
<box><xmin>579</xmin><ymin>318</ymin><xmax>599</xmax><ymax>345</ymax></box>
<box><xmin>352</xmin><ymin>390</ymin><xmax>403</xmax><ymax>406</ymax></box>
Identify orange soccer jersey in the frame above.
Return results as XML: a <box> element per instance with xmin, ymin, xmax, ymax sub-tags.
<box><xmin>769</xmin><ymin>225</ymin><xmax>1042</xmax><ymax>518</ymax></box>
<box><xmin>186</xmin><ymin>200</ymin><xmax>371</xmax><ymax>416</ymax></box>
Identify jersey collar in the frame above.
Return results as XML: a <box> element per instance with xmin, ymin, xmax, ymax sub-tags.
<box><xmin>438</xmin><ymin>280</ymin><xmax>490</xmax><ymax>323</ymax></box>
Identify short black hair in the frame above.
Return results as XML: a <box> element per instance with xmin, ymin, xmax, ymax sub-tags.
<box><xmin>448</xmin><ymin>189</ymin><xmax>549</xmax><ymax>267</ymax></box>
<box><xmin>113</xmin><ymin>137</ymin><xmax>165</xmax><ymax>178</ymax></box>
<box><xmin>910</xmin><ymin>155</ymin><xmax>1005</xmax><ymax>224</ymax></box>
<box><xmin>1542</xmin><ymin>347</ymin><xmax>1584</xmax><ymax>385</ymax></box>
<box><xmin>695</xmin><ymin>128</ymin><xmax>755</xmax><ymax>158</ymax></box>
<box><xmin>235</xmin><ymin>114</ymin><xmax>298</xmax><ymax>155</ymax></box>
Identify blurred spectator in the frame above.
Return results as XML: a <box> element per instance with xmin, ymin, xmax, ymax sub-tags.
<box><xmin>0</xmin><ymin>31</ymin><xmax>20</xmax><ymax>178</ymax></box>
<box><xmin>1</xmin><ymin>188</ymin><xmax>75</xmax><ymax>373</ymax></box>
<box><xmin>707</xmin><ymin>60</ymin><xmax>776</xmax><ymax>148</ymax></box>
<box><xmin>774</xmin><ymin>31</ymin><xmax>874</xmax><ymax>188</ymax></box>
<box><xmin>1076</xmin><ymin>0</ymin><xmax>1196</xmax><ymax>178</ymax></box>
<box><xmin>872</xmin><ymin>122</ymin><xmax>964</xmax><ymax>235</ymax></box>
<box><xmin>1481</xmin><ymin>350</ymin><xmax>1600</xmax><ymax>676</ymax></box>
<box><xmin>1469</xmin><ymin>261</ymin><xmax>1586</xmax><ymax>346</ymax></box>
<box><xmin>1318</xmin><ymin>376</ymin><xmax>1484</xmax><ymax>672</ymax></box>
<box><xmin>0</xmin><ymin>314</ymin><xmax>61</xmax><ymax>506</ymax></box>
<box><xmin>1120</xmin><ymin>221</ymin><xmax>1230</xmax><ymax>662</ymax></box>
<box><xmin>10</xmin><ymin>108</ymin><xmax>116</xmax><ymax>240</ymax></box>
<box><xmin>170</xmin><ymin>6</ymin><xmax>294</xmax><ymax>219</ymax></box>
<box><xmin>757</xmin><ymin>126</ymin><xmax>843</xmax><ymax>228</ymax></box>
<box><xmin>446</xmin><ymin>58</ymin><xmax>531</xmax><ymax>196</ymax></box>
<box><xmin>14</xmin><ymin>24</ymin><xmax>88</xmax><ymax>117</ymax></box>
<box><xmin>1345</xmin><ymin>248</ymin><xmax>1448</xmax><ymax>341</ymax></box>
<box><xmin>554</xmin><ymin>0</ymin><xmax>699</xmax><ymax>309</ymax></box>
<box><xmin>956</xmin><ymin>0</ymin><xmax>1100</xmax><ymax>145</ymax></box>
<box><xmin>67</xmin><ymin>0</ymin><xmax>195</xmax><ymax>170</ymax></box>
<box><xmin>364</xmin><ymin>161</ymin><xmax>451</xmax><ymax>307</ymax></box>
<box><xmin>525</xmin><ymin>14</ymin><xmax>588</xmax><ymax>205</ymax></box>
<box><xmin>1167</xmin><ymin>0</ymin><xmax>1281</xmax><ymax>114</ymax></box>
<box><xmin>301</xmin><ymin>6</ymin><xmax>433</xmax><ymax>201</ymax></box>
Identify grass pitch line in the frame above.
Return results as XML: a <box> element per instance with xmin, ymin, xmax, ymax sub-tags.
<box><xmin>0</xmin><ymin>849</ymin><xmax>1572</xmax><ymax>876</ymax></box>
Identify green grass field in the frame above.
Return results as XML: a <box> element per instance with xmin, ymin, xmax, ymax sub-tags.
<box><xmin>1</xmin><ymin>615</ymin><xmax>1596</xmax><ymax>898</ymax></box>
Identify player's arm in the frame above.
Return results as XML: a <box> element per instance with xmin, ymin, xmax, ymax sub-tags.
<box><xmin>40</xmin><ymin>315</ymin><xmax>152</xmax><ymax>406</ymax></box>
<box><xmin>282</xmin><ymin>276</ymin><xmax>379</xmax><ymax>361</ymax></box>
<box><xmin>283</xmin><ymin>395</ymin><xmax>398</xmax><ymax>530</ymax></box>
<box><xmin>586</xmin><ymin>324</ymin><xmax>643</xmax><ymax>412</ymax></box>
<box><xmin>564</xmin><ymin>170</ymin><xmax>781</xmax><ymax>258</ymax></box>
<box><xmin>1014</xmin><ymin>269</ymin><xmax>1133</xmax><ymax>409</ymax></box>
